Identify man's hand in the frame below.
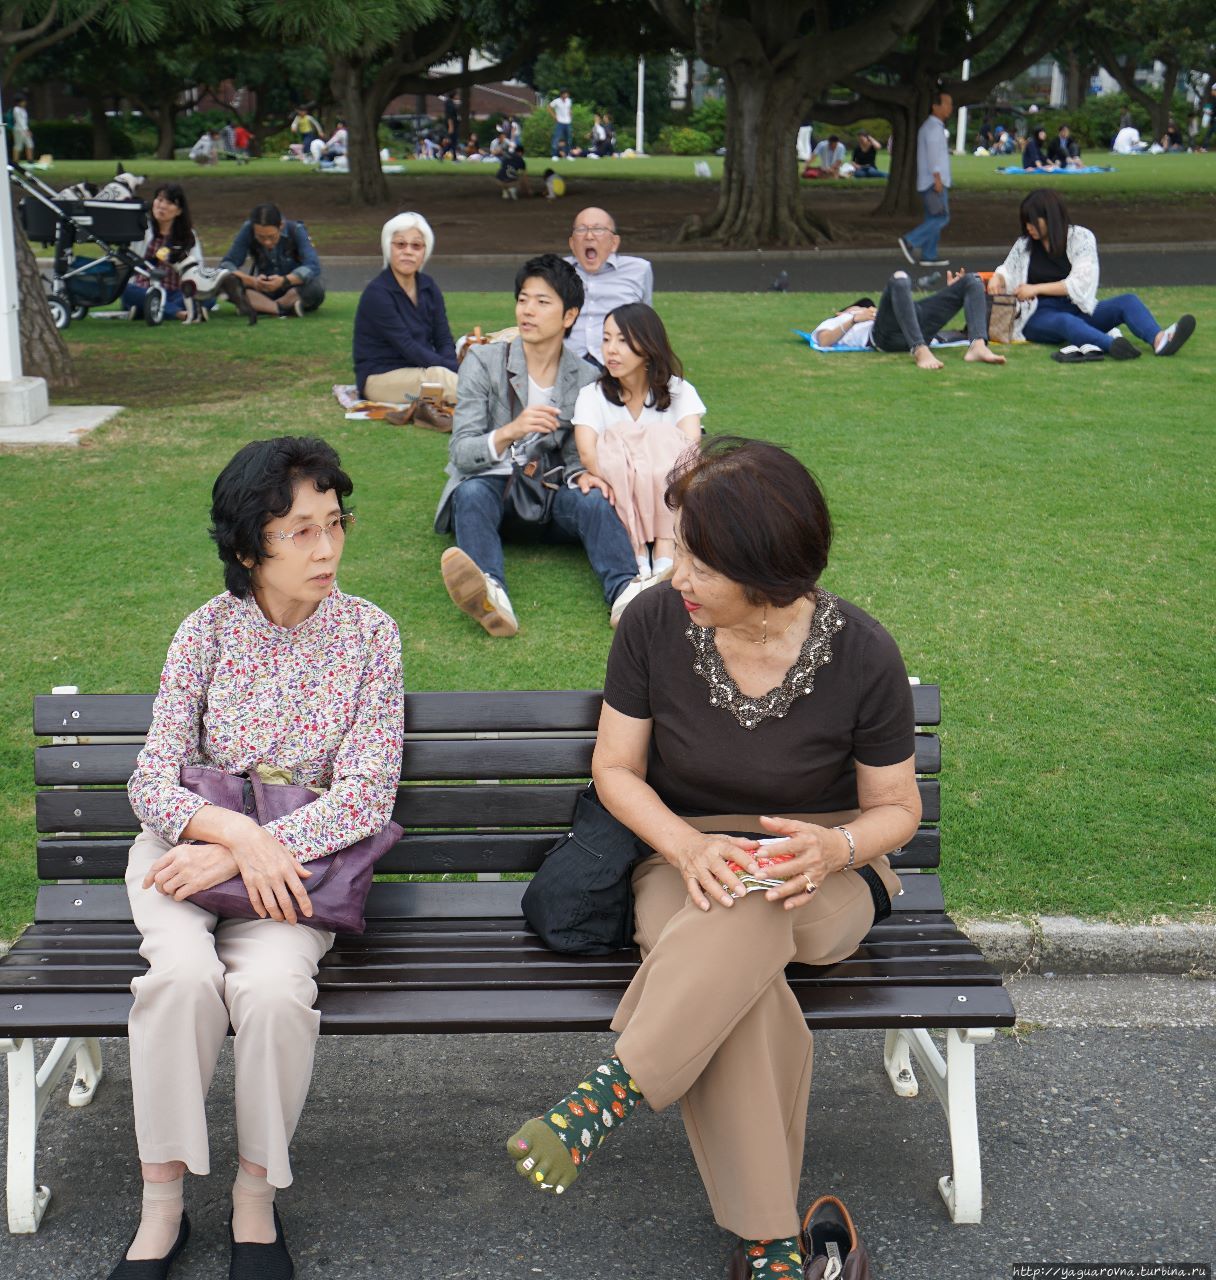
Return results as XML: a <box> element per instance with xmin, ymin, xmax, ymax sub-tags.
<box><xmin>144</xmin><ymin>842</ymin><xmax>240</xmax><ymax>900</ymax></box>
<box><xmin>933</xmin><ymin>174</ymin><xmax>944</xmax><ymax>194</ymax></box>
<box><xmin>576</xmin><ymin>471</ymin><xmax>615</xmax><ymax>505</ymax></box>
<box><xmin>855</xmin><ymin>306</ymin><xmax>877</xmax><ymax>322</ymax></box>
<box><xmin>505</xmin><ymin>403</ymin><xmax>560</xmax><ymax>444</ymax></box>
<box><xmin>946</xmin><ymin>269</ymin><xmax>966</xmax><ymax>286</ymax></box>
<box><xmin>259</xmin><ymin>274</ymin><xmax>286</xmax><ymax>293</ymax></box>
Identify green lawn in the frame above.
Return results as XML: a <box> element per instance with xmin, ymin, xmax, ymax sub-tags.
<box><xmin>38</xmin><ymin>149</ymin><xmax>1216</xmax><ymax>199</ymax></box>
<box><xmin>0</xmin><ymin>289</ymin><xmax>1213</xmax><ymax>942</ymax></box>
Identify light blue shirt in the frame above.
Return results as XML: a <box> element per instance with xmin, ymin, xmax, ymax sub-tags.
<box><xmin>564</xmin><ymin>252</ymin><xmax>655</xmax><ymax>360</ymax></box>
<box><xmin>916</xmin><ymin>114</ymin><xmax>951</xmax><ymax>192</ymax></box>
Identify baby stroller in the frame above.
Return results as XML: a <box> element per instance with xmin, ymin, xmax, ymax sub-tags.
<box><xmin>8</xmin><ymin>162</ymin><xmax>169</xmax><ymax>329</ymax></box>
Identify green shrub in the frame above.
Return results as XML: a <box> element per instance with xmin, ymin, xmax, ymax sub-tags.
<box><xmin>689</xmin><ymin>95</ymin><xmax>726</xmax><ymax>148</ymax></box>
<box><xmin>654</xmin><ymin>124</ymin><xmax>713</xmax><ymax>155</ymax></box>
<box><xmin>28</xmin><ymin>119</ymin><xmax>136</xmax><ymax>160</ymax></box>
<box><xmin>174</xmin><ymin>110</ymin><xmax>232</xmax><ymax>149</ymax></box>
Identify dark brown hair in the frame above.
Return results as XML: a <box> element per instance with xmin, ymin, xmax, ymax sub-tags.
<box><xmin>665</xmin><ymin>436</ymin><xmax>832</xmax><ymax>607</ymax></box>
<box><xmin>1018</xmin><ymin>188</ymin><xmax>1070</xmax><ymax>256</ymax></box>
<box><xmin>599</xmin><ymin>302</ymin><xmax>682</xmax><ymax>413</ymax></box>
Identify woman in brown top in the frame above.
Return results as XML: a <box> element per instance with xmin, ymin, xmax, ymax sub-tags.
<box><xmin>506</xmin><ymin>437</ymin><xmax>921</xmax><ymax>1278</ymax></box>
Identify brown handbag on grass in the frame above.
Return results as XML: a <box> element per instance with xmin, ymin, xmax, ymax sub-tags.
<box><xmin>987</xmin><ymin>293</ymin><xmax>1020</xmax><ymax>344</ymax></box>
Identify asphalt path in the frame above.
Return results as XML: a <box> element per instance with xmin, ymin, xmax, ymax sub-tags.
<box><xmin>2</xmin><ymin>975</ymin><xmax>1211</xmax><ymax>1279</ymax></box>
<box><xmin>326</xmin><ymin>245</ymin><xmax>1216</xmax><ymax>296</ymax></box>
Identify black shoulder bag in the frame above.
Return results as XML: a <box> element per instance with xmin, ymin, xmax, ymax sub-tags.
<box><xmin>521</xmin><ymin>784</ymin><xmax>644</xmax><ymax>954</ymax></box>
<box><xmin>502</xmin><ymin>369</ymin><xmax>565</xmax><ymax>523</ymax></box>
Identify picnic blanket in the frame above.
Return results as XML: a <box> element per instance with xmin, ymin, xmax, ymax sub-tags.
<box><xmin>996</xmin><ymin>165</ymin><xmax>1115</xmax><ymax>175</ymax></box>
<box><xmin>793</xmin><ymin>329</ymin><xmax>969</xmax><ymax>353</ymax></box>
<box><xmin>332</xmin><ymin>383</ymin><xmax>409</xmax><ymax>420</ymax></box>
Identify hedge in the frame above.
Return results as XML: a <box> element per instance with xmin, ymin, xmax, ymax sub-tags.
<box><xmin>24</xmin><ymin>119</ymin><xmax>137</xmax><ymax>161</ymax></box>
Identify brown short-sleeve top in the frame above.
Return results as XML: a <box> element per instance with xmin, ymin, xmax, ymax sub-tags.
<box><xmin>603</xmin><ymin>582</ymin><xmax>915</xmax><ymax>816</ymax></box>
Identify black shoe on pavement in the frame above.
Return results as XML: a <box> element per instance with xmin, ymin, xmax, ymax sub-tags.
<box><xmin>106</xmin><ymin>1214</ymin><xmax>190</xmax><ymax>1280</ymax></box>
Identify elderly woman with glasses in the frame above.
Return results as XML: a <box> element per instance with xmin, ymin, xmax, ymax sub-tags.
<box><xmin>353</xmin><ymin>210</ymin><xmax>459</xmax><ymax>404</ymax></box>
<box><xmin>111</xmin><ymin>436</ymin><xmax>403</xmax><ymax>1280</ymax></box>
<box><xmin>564</xmin><ymin>205</ymin><xmax>654</xmax><ymax>365</ymax></box>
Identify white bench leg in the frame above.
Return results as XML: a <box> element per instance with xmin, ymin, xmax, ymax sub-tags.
<box><xmin>2</xmin><ymin>1036</ymin><xmax>106</xmax><ymax>1233</ymax></box>
<box><xmin>879</xmin><ymin>1026</ymin><xmax>995</xmax><ymax>1224</ymax></box>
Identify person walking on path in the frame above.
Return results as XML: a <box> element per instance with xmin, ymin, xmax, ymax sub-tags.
<box><xmin>899</xmin><ymin>90</ymin><xmax>953</xmax><ymax>268</ymax></box>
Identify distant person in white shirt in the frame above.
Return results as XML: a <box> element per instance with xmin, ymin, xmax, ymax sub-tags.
<box><xmin>188</xmin><ymin>130</ymin><xmax>219</xmax><ymax>165</ymax></box>
<box><xmin>548</xmin><ymin>89</ymin><xmax>574</xmax><ymax>159</ymax></box>
<box><xmin>573</xmin><ymin>303</ymin><xmax>703</xmax><ymax>577</ymax></box>
<box><xmin>898</xmin><ymin>89</ymin><xmax>953</xmax><ymax>267</ymax></box>
<box><xmin>564</xmin><ymin>206</ymin><xmax>655</xmax><ymax>366</ymax></box>
<box><xmin>10</xmin><ymin>94</ymin><xmax>34</xmax><ymax>162</ymax></box>
<box><xmin>808</xmin><ymin>135</ymin><xmax>846</xmax><ymax>174</ymax></box>
<box><xmin>810</xmin><ymin>270</ymin><xmax>1005</xmax><ymax>371</ymax></box>
<box><xmin>1112</xmin><ymin>125</ymin><xmax>1147</xmax><ymax>154</ymax></box>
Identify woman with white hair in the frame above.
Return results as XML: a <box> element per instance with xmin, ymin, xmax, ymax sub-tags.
<box><xmin>352</xmin><ymin>212</ymin><xmax>459</xmax><ymax>403</ymax></box>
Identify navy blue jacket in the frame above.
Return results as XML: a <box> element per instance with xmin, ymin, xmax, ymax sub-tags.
<box><xmin>353</xmin><ymin>269</ymin><xmax>457</xmax><ymax>394</ymax></box>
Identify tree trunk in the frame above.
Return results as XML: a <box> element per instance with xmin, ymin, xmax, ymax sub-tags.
<box><xmin>13</xmin><ymin>219</ymin><xmax>75</xmax><ymax>388</ymax></box>
<box><xmin>155</xmin><ymin>100</ymin><xmax>176</xmax><ymax>160</ymax></box>
<box><xmin>682</xmin><ymin>67</ymin><xmax>827</xmax><ymax>248</ymax></box>
<box><xmin>331</xmin><ymin>54</ymin><xmax>389</xmax><ymax>206</ymax></box>
<box><xmin>1150</xmin><ymin>64</ymin><xmax>1179</xmax><ymax>142</ymax></box>
<box><xmin>85</xmin><ymin>88</ymin><xmax>113</xmax><ymax>161</ymax></box>
<box><xmin>873</xmin><ymin>99</ymin><xmax>922</xmax><ymax>218</ymax></box>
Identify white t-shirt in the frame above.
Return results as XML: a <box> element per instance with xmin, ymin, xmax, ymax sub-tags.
<box><xmin>486</xmin><ymin>376</ymin><xmax>555</xmax><ymax>476</ymax></box>
<box><xmin>1112</xmin><ymin>126</ymin><xmax>1141</xmax><ymax>154</ymax></box>
<box><xmin>550</xmin><ymin>96</ymin><xmax>573</xmax><ymax>124</ymax></box>
<box><xmin>573</xmin><ymin>376</ymin><xmax>705</xmax><ymax>436</ymax></box>
<box><xmin>811</xmin><ymin>141</ymin><xmax>845</xmax><ymax>167</ymax></box>
<box><xmin>810</xmin><ymin>312</ymin><xmax>873</xmax><ymax>349</ymax></box>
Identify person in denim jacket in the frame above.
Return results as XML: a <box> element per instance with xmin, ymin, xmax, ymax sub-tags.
<box><xmin>219</xmin><ymin>203</ymin><xmax>325</xmax><ymax>318</ymax></box>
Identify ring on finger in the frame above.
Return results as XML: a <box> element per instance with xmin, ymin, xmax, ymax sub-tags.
<box><xmin>803</xmin><ymin>872</ymin><xmax>816</xmax><ymax>893</ymax></box>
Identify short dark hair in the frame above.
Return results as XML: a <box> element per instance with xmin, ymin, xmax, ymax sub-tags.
<box><xmin>210</xmin><ymin>436</ymin><xmax>353</xmax><ymax>599</ymax></box>
<box><xmin>1018</xmin><ymin>188</ymin><xmax>1070</xmax><ymax>256</ymax></box>
<box><xmin>665</xmin><ymin>437</ymin><xmax>832</xmax><ymax>607</ymax></box>
<box><xmin>599</xmin><ymin>303</ymin><xmax>682</xmax><ymax>413</ymax></box>
<box><xmin>249</xmin><ymin>202</ymin><xmax>282</xmax><ymax>227</ymax></box>
<box><xmin>514</xmin><ymin>253</ymin><xmax>584</xmax><ymax>328</ymax></box>
<box><xmin>931</xmin><ymin>87</ymin><xmax>951</xmax><ymax>106</ymax></box>
<box><xmin>828</xmin><ymin>134</ymin><xmax>839</xmax><ymax>145</ymax></box>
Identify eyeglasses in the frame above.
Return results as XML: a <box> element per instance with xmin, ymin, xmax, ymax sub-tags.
<box><xmin>265</xmin><ymin>512</ymin><xmax>355</xmax><ymax>550</ymax></box>
<box><xmin>572</xmin><ymin>224</ymin><xmax>615</xmax><ymax>238</ymax></box>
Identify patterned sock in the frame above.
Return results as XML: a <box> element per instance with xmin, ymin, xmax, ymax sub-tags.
<box><xmin>740</xmin><ymin>1236</ymin><xmax>803</xmax><ymax>1276</ymax></box>
<box><xmin>126</xmin><ymin>1176</ymin><xmax>184</xmax><ymax>1260</ymax></box>
<box><xmin>506</xmin><ymin>1055</ymin><xmax>642</xmax><ymax>1194</ymax></box>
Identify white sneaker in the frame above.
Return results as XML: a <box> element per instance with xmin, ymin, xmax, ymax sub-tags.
<box><xmin>609</xmin><ymin>570</ymin><xmax>669</xmax><ymax>630</ymax></box>
<box><xmin>441</xmin><ymin>548</ymin><xmax>518</xmax><ymax>637</ymax></box>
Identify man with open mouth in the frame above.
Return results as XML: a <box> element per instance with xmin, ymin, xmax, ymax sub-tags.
<box><xmin>564</xmin><ymin>207</ymin><xmax>654</xmax><ymax>369</ymax></box>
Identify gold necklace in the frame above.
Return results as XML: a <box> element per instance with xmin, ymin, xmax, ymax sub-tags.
<box><xmin>748</xmin><ymin>597</ymin><xmax>807</xmax><ymax>646</ymax></box>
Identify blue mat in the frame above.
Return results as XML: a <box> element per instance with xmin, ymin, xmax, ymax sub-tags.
<box><xmin>996</xmin><ymin>165</ymin><xmax>1115</xmax><ymax>175</ymax></box>
<box><xmin>793</xmin><ymin>328</ymin><xmax>969</xmax><ymax>353</ymax></box>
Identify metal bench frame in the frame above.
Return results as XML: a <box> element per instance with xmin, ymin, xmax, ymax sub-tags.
<box><xmin>1</xmin><ymin>684</ymin><xmax>1014</xmax><ymax>1232</ymax></box>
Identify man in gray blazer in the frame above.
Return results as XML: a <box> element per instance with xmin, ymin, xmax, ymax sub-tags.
<box><xmin>434</xmin><ymin>254</ymin><xmax>658</xmax><ymax>637</ymax></box>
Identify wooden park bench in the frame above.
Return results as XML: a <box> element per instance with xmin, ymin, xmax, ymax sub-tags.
<box><xmin>0</xmin><ymin>683</ymin><xmax>1014</xmax><ymax>1233</ymax></box>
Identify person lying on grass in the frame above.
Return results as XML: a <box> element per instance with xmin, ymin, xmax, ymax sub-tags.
<box><xmin>810</xmin><ymin>270</ymin><xmax>1006</xmax><ymax>371</ymax></box>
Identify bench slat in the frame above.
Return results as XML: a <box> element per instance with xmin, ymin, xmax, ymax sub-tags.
<box><xmin>37</xmin><ymin>826</ymin><xmax>945</xmax><ymax>879</ymax></box>
<box><xmin>0</xmin><ymin>979</ymin><xmax>1013</xmax><ymax>1039</ymax></box>
<box><xmin>33</xmin><ymin>685</ymin><xmax>946</xmax><ymax>737</ymax></box>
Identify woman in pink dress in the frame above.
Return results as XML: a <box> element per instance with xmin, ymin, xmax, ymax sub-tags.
<box><xmin>573</xmin><ymin>303</ymin><xmax>704</xmax><ymax>578</ymax></box>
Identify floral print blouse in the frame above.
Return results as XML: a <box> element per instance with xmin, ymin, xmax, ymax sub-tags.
<box><xmin>128</xmin><ymin>588</ymin><xmax>404</xmax><ymax>862</ymax></box>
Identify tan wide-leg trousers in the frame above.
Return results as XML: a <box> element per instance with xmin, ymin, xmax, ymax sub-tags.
<box><xmin>363</xmin><ymin>366</ymin><xmax>459</xmax><ymax>404</ymax></box>
<box><xmin>612</xmin><ymin>850</ymin><xmax>900</xmax><ymax>1239</ymax></box>
<box><xmin>125</xmin><ymin>828</ymin><xmax>334</xmax><ymax>1187</ymax></box>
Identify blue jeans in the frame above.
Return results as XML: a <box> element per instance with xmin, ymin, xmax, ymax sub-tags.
<box><xmin>551</xmin><ymin>122</ymin><xmax>572</xmax><ymax>155</ymax></box>
<box><xmin>1022</xmin><ymin>294</ymin><xmax>1161</xmax><ymax>352</ymax></box>
<box><xmin>904</xmin><ymin>188</ymin><xmax>950</xmax><ymax>260</ymax></box>
<box><xmin>449</xmin><ymin>474</ymin><xmax>637</xmax><ymax>604</ymax></box>
<box><xmin>121</xmin><ymin>281</ymin><xmax>187</xmax><ymax>318</ymax></box>
<box><xmin>853</xmin><ymin>165</ymin><xmax>886</xmax><ymax>179</ymax></box>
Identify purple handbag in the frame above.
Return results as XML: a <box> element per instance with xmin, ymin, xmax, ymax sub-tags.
<box><xmin>178</xmin><ymin>765</ymin><xmax>402</xmax><ymax>934</ymax></box>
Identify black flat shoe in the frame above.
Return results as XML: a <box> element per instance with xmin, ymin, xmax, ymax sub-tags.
<box><xmin>106</xmin><ymin>1214</ymin><xmax>190</xmax><ymax>1279</ymax></box>
<box><xmin>1155</xmin><ymin>313</ymin><xmax>1195</xmax><ymax>356</ymax></box>
<box><xmin>1109</xmin><ymin>336</ymin><xmax>1142</xmax><ymax>360</ymax></box>
<box><xmin>229</xmin><ymin>1206</ymin><xmax>293</xmax><ymax>1280</ymax></box>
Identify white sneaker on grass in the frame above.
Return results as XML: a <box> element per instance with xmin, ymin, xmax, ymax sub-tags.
<box><xmin>441</xmin><ymin>548</ymin><xmax>518</xmax><ymax>637</ymax></box>
<box><xmin>609</xmin><ymin>568</ymin><xmax>672</xmax><ymax>630</ymax></box>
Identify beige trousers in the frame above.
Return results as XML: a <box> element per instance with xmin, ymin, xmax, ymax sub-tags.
<box><xmin>125</xmin><ymin>828</ymin><xmax>334</xmax><ymax>1187</ymax></box>
<box><xmin>611</xmin><ymin>851</ymin><xmax>900</xmax><ymax>1239</ymax></box>
<box><xmin>363</xmin><ymin>366</ymin><xmax>459</xmax><ymax>404</ymax></box>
